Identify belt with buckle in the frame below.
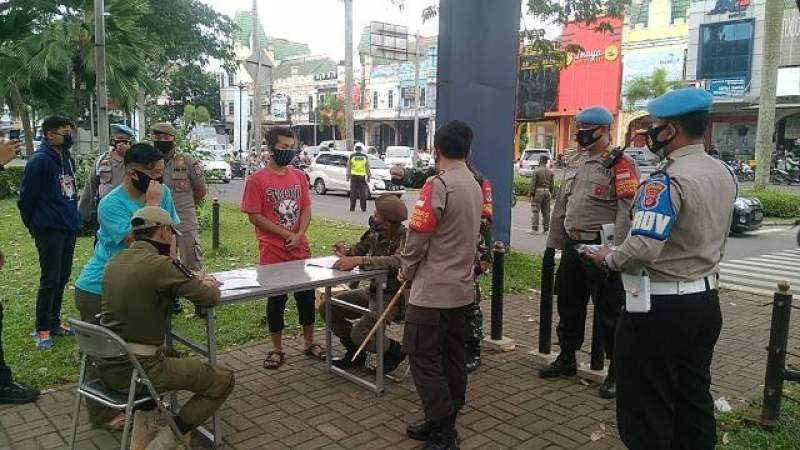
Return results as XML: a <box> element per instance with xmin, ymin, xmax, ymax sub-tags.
<box><xmin>127</xmin><ymin>343</ymin><xmax>160</xmax><ymax>356</ymax></box>
<box><xmin>567</xmin><ymin>230</ymin><xmax>600</xmax><ymax>241</ymax></box>
<box><xmin>650</xmin><ymin>275</ymin><xmax>719</xmax><ymax>296</ymax></box>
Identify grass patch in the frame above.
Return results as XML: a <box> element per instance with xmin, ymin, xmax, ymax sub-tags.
<box><xmin>718</xmin><ymin>384</ymin><xmax>800</xmax><ymax>449</ymax></box>
<box><xmin>0</xmin><ymin>198</ymin><xmax>540</xmax><ymax>389</ymax></box>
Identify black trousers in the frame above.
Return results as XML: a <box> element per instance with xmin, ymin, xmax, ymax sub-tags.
<box><xmin>556</xmin><ymin>239</ymin><xmax>624</xmax><ymax>358</ymax></box>
<box><xmin>349</xmin><ymin>176</ymin><xmax>368</xmax><ymax>212</ymax></box>
<box><xmin>266</xmin><ymin>290</ymin><xmax>316</xmax><ymax>333</ymax></box>
<box><xmin>32</xmin><ymin>229</ymin><xmax>77</xmax><ymax>332</ymax></box>
<box><xmin>0</xmin><ymin>302</ymin><xmax>12</xmax><ymax>387</ymax></box>
<box><xmin>404</xmin><ymin>304</ymin><xmax>468</xmax><ymax>422</ymax></box>
<box><xmin>616</xmin><ymin>289</ymin><xmax>722</xmax><ymax>450</ymax></box>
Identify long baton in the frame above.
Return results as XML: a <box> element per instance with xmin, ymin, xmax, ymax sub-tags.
<box><xmin>351</xmin><ymin>282</ymin><xmax>408</xmax><ymax>361</ymax></box>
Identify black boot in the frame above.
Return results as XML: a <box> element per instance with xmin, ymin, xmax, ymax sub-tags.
<box><xmin>407</xmin><ymin>410</ymin><xmax>460</xmax><ymax>442</ymax></box>
<box><xmin>423</xmin><ymin>421</ymin><xmax>459</xmax><ymax>450</ymax></box>
<box><xmin>383</xmin><ymin>340</ymin><xmax>406</xmax><ymax>374</ymax></box>
<box><xmin>0</xmin><ymin>383</ymin><xmax>40</xmax><ymax>404</ymax></box>
<box><xmin>598</xmin><ymin>364</ymin><xmax>616</xmax><ymax>399</ymax></box>
<box><xmin>332</xmin><ymin>336</ymin><xmax>366</xmax><ymax>370</ymax></box>
<box><xmin>465</xmin><ymin>347</ymin><xmax>481</xmax><ymax>373</ymax></box>
<box><xmin>538</xmin><ymin>351</ymin><xmax>577</xmax><ymax>379</ymax></box>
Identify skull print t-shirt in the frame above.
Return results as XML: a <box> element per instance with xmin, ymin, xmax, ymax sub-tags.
<box><xmin>241</xmin><ymin>166</ymin><xmax>311</xmax><ymax>264</ymax></box>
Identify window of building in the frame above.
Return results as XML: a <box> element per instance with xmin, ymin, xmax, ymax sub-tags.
<box><xmin>319</xmin><ymin>94</ymin><xmax>325</xmax><ymax>106</ymax></box>
<box><xmin>228</xmin><ymin>101</ymin><xmax>234</xmax><ymax>115</ymax></box>
<box><xmin>630</xmin><ymin>0</ymin><xmax>650</xmax><ymax>27</ymax></box>
<box><xmin>373</xmin><ymin>91</ymin><xmax>379</xmax><ymax>109</ymax></box>
<box><xmin>388</xmin><ymin>90</ymin><xmax>394</xmax><ymax>108</ymax></box>
<box><xmin>698</xmin><ymin>19</ymin><xmax>754</xmax><ymax>81</ymax></box>
<box><xmin>420</xmin><ymin>87</ymin><xmax>426</xmax><ymax>107</ymax></box>
<box><xmin>670</xmin><ymin>0</ymin><xmax>690</xmax><ymax>23</ymax></box>
<box><xmin>227</xmin><ymin>72</ymin><xmax>235</xmax><ymax>87</ymax></box>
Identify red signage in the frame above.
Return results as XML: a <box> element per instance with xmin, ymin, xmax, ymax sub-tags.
<box><xmin>556</xmin><ymin>17</ymin><xmax>623</xmax><ymax>115</ymax></box>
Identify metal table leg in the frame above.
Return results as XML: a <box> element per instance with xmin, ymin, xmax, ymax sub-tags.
<box><xmin>374</xmin><ymin>276</ymin><xmax>385</xmax><ymax>394</ymax></box>
<box><xmin>325</xmin><ymin>286</ymin><xmax>332</xmax><ymax>371</ymax></box>
<box><xmin>206</xmin><ymin>308</ymin><xmax>223</xmax><ymax>448</ymax></box>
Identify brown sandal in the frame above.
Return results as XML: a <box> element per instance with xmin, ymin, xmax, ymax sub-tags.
<box><xmin>304</xmin><ymin>343</ymin><xmax>325</xmax><ymax>361</ymax></box>
<box><xmin>263</xmin><ymin>351</ymin><xmax>285</xmax><ymax>370</ymax></box>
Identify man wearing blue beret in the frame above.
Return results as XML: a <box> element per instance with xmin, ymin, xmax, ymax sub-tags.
<box><xmin>540</xmin><ymin>106</ymin><xmax>639</xmax><ymax>399</ymax></box>
<box><xmin>78</xmin><ymin>123</ymin><xmax>137</xmax><ymax>227</ymax></box>
<box><xmin>586</xmin><ymin>88</ymin><xmax>737</xmax><ymax>450</ymax></box>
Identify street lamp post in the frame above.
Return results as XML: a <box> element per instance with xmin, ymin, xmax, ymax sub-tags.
<box><xmin>344</xmin><ymin>0</ymin><xmax>355</xmax><ymax>152</ymax></box>
<box><xmin>413</xmin><ymin>31</ymin><xmax>420</xmax><ymax>151</ymax></box>
<box><xmin>238</xmin><ymin>82</ymin><xmax>245</xmax><ymax>152</ymax></box>
<box><xmin>94</xmin><ymin>0</ymin><xmax>109</xmax><ymax>154</ymax></box>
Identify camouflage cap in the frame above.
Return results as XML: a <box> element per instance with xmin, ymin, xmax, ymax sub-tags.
<box><xmin>150</xmin><ymin>122</ymin><xmax>177</xmax><ymax>136</ymax></box>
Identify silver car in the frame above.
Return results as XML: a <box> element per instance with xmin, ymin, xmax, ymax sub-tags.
<box><xmin>518</xmin><ymin>148</ymin><xmax>553</xmax><ymax>177</ymax></box>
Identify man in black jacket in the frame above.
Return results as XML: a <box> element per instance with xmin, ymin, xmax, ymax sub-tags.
<box><xmin>18</xmin><ymin>115</ymin><xmax>82</xmax><ymax>350</ymax></box>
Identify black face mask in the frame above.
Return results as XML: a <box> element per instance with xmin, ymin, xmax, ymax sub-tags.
<box><xmin>153</xmin><ymin>141</ymin><xmax>175</xmax><ymax>154</ymax></box>
<box><xmin>575</xmin><ymin>128</ymin><xmax>601</xmax><ymax>148</ymax></box>
<box><xmin>271</xmin><ymin>148</ymin><xmax>297</xmax><ymax>167</ymax></box>
<box><xmin>131</xmin><ymin>170</ymin><xmax>163</xmax><ymax>194</ymax></box>
<box><xmin>142</xmin><ymin>239</ymin><xmax>171</xmax><ymax>255</ymax></box>
<box><xmin>645</xmin><ymin>124</ymin><xmax>675</xmax><ymax>160</ymax></box>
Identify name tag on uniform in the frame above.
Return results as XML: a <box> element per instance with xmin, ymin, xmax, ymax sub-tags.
<box><xmin>622</xmin><ymin>270</ymin><xmax>651</xmax><ymax>313</ymax></box>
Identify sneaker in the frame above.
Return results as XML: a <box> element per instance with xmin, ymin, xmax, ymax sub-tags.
<box><xmin>50</xmin><ymin>323</ymin><xmax>75</xmax><ymax>337</ymax></box>
<box><xmin>0</xmin><ymin>383</ymin><xmax>40</xmax><ymax>404</ymax></box>
<box><xmin>35</xmin><ymin>331</ymin><xmax>53</xmax><ymax>350</ymax></box>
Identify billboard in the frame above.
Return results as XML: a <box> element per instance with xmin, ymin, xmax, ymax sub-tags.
<box><xmin>621</xmin><ymin>48</ymin><xmax>685</xmax><ymax>109</ymax></box>
<box><xmin>516</xmin><ymin>68</ymin><xmax>559</xmax><ymax>120</ymax></box>
<box><xmin>781</xmin><ymin>6</ymin><xmax>800</xmax><ymax>68</ymax></box>
<box><xmin>706</xmin><ymin>78</ymin><xmax>748</xmax><ymax>97</ymax></box>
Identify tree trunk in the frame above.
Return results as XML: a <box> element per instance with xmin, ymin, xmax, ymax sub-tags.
<box><xmin>344</xmin><ymin>0</ymin><xmax>354</xmax><ymax>152</ymax></box>
<box><xmin>753</xmin><ymin>2</ymin><xmax>784</xmax><ymax>190</ymax></box>
<box><xmin>10</xmin><ymin>84</ymin><xmax>34</xmax><ymax>156</ymax></box>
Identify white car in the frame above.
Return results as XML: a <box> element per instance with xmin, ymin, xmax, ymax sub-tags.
<box><xmin>196</xmin><ymin>150</ymin><xmax>232</xmax><ymax>183</ymax></box>
<box><xmin>518</xmin><ymin>148</ymin><xmax>553</xmax><ymax>177</ymax></box>
<box><xmin>308</xmin><ymin>151</ymin><xmax>404</xmax><ymax>197</ymax></box>
<box><xmin>384</xmin><ymin>146</ymin><xmax>415</xmax><ymax>169</ymax></box>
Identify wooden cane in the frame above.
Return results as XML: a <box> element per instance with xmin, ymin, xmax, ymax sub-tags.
<box><xmin>351</xmin><ymin>282</ymin><xmax>408</xmax><ymax>361</ymax></box>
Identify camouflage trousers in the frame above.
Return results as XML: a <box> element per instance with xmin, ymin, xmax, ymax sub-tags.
<box><xmin>465</xmin><ymin>279</ymin><xmax>484</xmax><ymax>352</ymax></box>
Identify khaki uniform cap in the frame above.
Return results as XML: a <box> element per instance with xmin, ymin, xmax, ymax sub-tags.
<box><xmin>131</xmin><ymin>206</ymin><xmax>181</xmax><ymax>235</ymax></box>
<box><xmin>150</xmin><ymin>122</ymin><xmax>177</xmax><ymax>136</ymax></box>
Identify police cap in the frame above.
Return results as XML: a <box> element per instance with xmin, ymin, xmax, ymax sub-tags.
<box><xmin>150</xmin><ymin>122</ymin><xmax>177</xmax><ymax>136</ymax></box>
<box><xmin>375</xmin><ymin>194</ymin><xmax>408</xmax><ymax>223</ymax></box>
<box><xmin>647</xmin><ymin>88</ymin><xmax>712</xmax><ymax>118</ymax></box>
<box><xmin>576</xmin><ymin>107</ymin><xmax>614</xmax><ymax>126</ymax></box>
<box><xmin>110</xmin><ymin>123</ymin><xmax>135</xmax><ymax>137</ymax></box>
<box><xmin>131</xmin><ymin>206</ymin><xmax>181</xmax><ymax>235</ymax></box>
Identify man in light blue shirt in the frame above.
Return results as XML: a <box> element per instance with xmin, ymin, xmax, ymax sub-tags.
<box><xmin>73</xmin><ymin>143</ymin><xmax>178</xmax><ymax>429</ymax></box>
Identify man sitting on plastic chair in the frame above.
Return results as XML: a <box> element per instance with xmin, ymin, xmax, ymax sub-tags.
<box><xmin>97</xmin><ymin>206</ymin><xmax>234</xmax><ymax>450</ymax></box>
<box><xmin>321</xmin><ymin>194</ymin><xmax>408</xmax><ymax>374</ymax></box>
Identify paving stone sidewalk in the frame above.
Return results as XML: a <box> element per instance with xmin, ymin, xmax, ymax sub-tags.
<box><xmin>0</xmin><ymin>289</ymin><xmax>794</xmax><ymax>450</ymax></box>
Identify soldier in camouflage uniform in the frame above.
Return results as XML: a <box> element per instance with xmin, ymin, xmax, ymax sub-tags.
<box><xmin>322</xmin><ymin>194</ymin><xmax>408</xmax><ymax>374</ymax></box>
<box><xmin>465</xmin><ymin>167</ymin><xmax>493</xmax><ymax>373</ymax></box>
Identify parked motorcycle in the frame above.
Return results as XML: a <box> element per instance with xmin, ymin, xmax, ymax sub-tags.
<box><xmin>732</xmin><ymin>160</ymin><xmax>755</xmax><ymax>182</ymax></box>
<box><xmin>772</xmin><ymin>157</ymin><xmax>800</xmax><ymax>185</ymax></box>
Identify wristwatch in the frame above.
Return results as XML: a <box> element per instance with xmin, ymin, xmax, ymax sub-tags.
<box><xmin>599</xmin><ymin>258</ymin><xmax>610</xmax><ymax>272</ymax></box>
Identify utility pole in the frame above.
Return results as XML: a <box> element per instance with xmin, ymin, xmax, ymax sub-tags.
<box><xmin>344</xmin><ymin>0</ymin><xmax>355</xmax><ymax>151</ymax></box>
<box><xmin>413</xmin><ymin>31</ymin><xmax>421</xmax><ymax>150</ymax></box>
<box><xmin>251</xmin><ymin>0</ymin><xmax>264</xmax><ymax>151</ymax></box>
<box><xmin>753</xmin><ymin>1</ymin><xmax>784</xmax><ymax>190</ymax></box>
<box><xmin>94</xmin><ymin>0</ymin><xmax>109</xmax><ymax>154</ymax></box>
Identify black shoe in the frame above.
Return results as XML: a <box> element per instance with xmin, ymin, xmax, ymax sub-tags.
<box><xmin>538</xmin><ymin>352</ymin><xmax>577</xmax><ymax>379</ymax></box>
<box><xmin>0</xmin><ymin>383</ymin><xmax>40</xmax><ymax>404</ymax></box>
<box><xmin>383</xmin><ymin>340</ymin><xmax>406</xmax><ymax>374</ymax></box>
<box><xmin>332</xmin><ymin>336</ymin><xmax>366</xmax><ymax>370</ymax></box>
<box><xmin>407</xmin><ymin>415</ymin><xmax>460</xmax><ymax>442</ymax></box>
<box><xmin>423</xmin><ymin>425</ymin><xmax>459</xmax><ymax>450</ymax></box>
<box><xmin>465</xmin><ymin>350</ymin><xmax>481</xmax><ymax>374</ymax></box>
<box><xmin>598</xmin><ymin>372</ymin><xmax>616</xmax><ymax>399</ymax></box>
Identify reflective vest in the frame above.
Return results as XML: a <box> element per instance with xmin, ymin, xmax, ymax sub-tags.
<box><xmin>350</xmin><ymin>154</ymin><xmax>368</xmax><ymax>176</ymax></box>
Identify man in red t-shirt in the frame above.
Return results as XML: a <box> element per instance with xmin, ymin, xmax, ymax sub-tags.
<box><xmin>241</xmin><ymin>127</ymin><xmax>323</xmax><ymax>369</ymax></box>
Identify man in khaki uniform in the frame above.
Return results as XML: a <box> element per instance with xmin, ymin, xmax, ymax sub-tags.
<box><xmin>78</xmin><ymin>124</ymin><xmax>135</xmax><ymax>227</ymax></box>
<box><xmin>539</xmin><ymin>107</ymin><xmax>639</xmax><ymax>399</ymax></box>
<box><xmin>587</xmin><ymin>89</ymin><xmax>736</xmax><ymax>450</ymax></box>
<box><xmin>400</xmin><ymin>121</ymin><xmax>482</xmax><ymax>450</ymax></box>
<box><xmin>322</xmin><ymin>194</ymin><xmax>408</xmax><ymax>374</ymax></box>
<box><xmin>98</xmin><ymin>206</ymin><xmax>234</xmax><ymax>450</ymax></box>
<box><xmin>151</xmin><ymin>123</ymin><xmax>208</xmax><ymax>316</ymax></box>
<box><xmin>528</xmin><ymin>155</ymin><xmax>554</xmax><ymax>234</ymax></box>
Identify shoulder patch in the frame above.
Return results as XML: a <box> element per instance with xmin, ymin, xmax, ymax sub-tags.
<box><xmin>409</xmin><ymin>180</ymin><xmax>439</xmax><ymax>233</ymax></box>
<box><xmin>630</xmin><ymin>172</ymin><xmax>676</xmax><ymax>241</ymax></box>
<box><xmin>480</xmin><ymin>179</ymin><xmax>493</xmax><ymax>222</ymax></box>
<box><xmin>613</xmin><ymin>157</ymin><xmax>638</xmax><ymax>198</ymax></box>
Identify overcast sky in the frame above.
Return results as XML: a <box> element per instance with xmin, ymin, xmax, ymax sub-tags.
<box><xmin>199</xmin><ymin>0</ymin><xmax>556</xmax><ymax>62</ymax></box>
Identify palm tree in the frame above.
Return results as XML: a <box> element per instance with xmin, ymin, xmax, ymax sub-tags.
<box><xmin>318</xmin><ymin>93</ymin><xmax>346</xmax><ymax>140</ymax></box>
<box><xmin>624</xmin><ymin>68</ymin><xmax>684</xmax><ymax>110</ymax></box>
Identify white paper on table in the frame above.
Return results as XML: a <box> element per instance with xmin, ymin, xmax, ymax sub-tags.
<box><xmin>220</xmin><ymin>278</ymin><xmax>262</xmax><ymax>290</ymax></box>
<box><xmin>305</xmin><ymin>256</ymin><xmax>340</xmax><ymax>269</ymax></box>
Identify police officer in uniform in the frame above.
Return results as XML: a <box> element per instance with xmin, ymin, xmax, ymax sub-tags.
<box><xmin>539</xmin><ymin>107</ymin><xmax>639</xmax><ymax>399</ymax></box>
<box><xmin>151</xmin><ymin>123</ymin><xmax>208</xmax><ymax>316</ymax></box>
<box><xmin>98</xmin><ymin>206</ymin><xmax>234</xmax><ymax>450</ymax></box>
<box><xmin>465</xmin><ymin>165</ymin><xmax>493</xmax><ymax>373</ymax></box>
<box><xmin>528</xmin><ymin>155</ymin><xmax>554</xmax><ymax>235</ymax></box>
<box><xmin>322</xmin><ymin>194</ymin><xmax>408</xmax><ymax>374</ymax></box>
<box><xmin>346</xmin><ymin>145</ymin><xmax>371</xmax><ymax>212</ymax></box>
<box><xmin>400</xmin><ymin>121</ymin><xmax>482</xmax><ymax>450</ymax></box>
<box><xmin>78</xmin><ymin>124</ymin><xmax>135</xmax><ymax>227</ymax></box>
<box><xmin>587</xmin><ymin>89</ymin><xmax>736</xmax><ymax>450</ymax></box>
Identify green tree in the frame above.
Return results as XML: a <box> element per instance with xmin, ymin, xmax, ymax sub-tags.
<box><xmin>161</xmin><ymin>65</ymin><xmax>221</xmax><ymax>122</ymax></box>
<box><xmin>318</xmin><ymin>93</ymin><xmax>345</xmax><ymax>139</ymax></box>
<box><xmin>183</xmin><ymin>104</ymin><xmax>197</xmax><ymax>125</ymax></box>
<box><xmin>624</xmin><ymin>67</ymin><xmax>684</xmax><ymax>110</ymax></box>
<box><xmin>195</xmin><ymin>106</ymin><xmax>211</xmax><ymax>124</ymax></box>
